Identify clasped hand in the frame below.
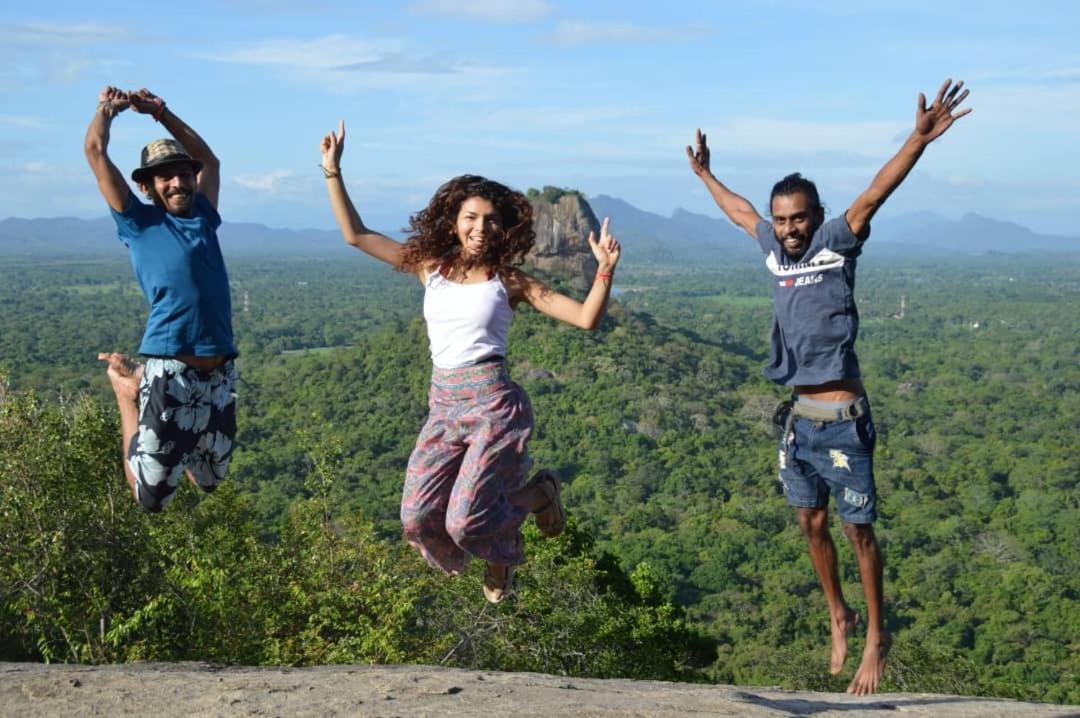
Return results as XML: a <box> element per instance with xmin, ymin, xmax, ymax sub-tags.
<box><xmin>97</xmin><ymin>86</ymin><xmax>165</xmax><ymax>115</ymax></box>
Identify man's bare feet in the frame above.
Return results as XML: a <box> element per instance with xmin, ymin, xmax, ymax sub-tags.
<box><xmin>98</xmin><ymin>352</ymin><xmax>142</xmax><ymax>400</ymax></box>
<box><xmin>847</xmin><ymin>632</ymin><xmax>891</xmax><ymax>696</ymax></box>
<box><xmin>830</xmin><ymin>605</ymin><xmax>860</xmax><ymax>674</ymax></box>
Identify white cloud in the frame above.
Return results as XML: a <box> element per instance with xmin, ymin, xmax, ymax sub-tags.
<box><xmin>467</xmin><ymin>104</ymin><xmax>651</xmax><ymax>130</ymax></box>
<box><xmin>0</xmin><ymin>161</ymin><xmax>108</xmax><ymax>219</ymax></box>
<box><xmin>701</xmin><ymin>118</ymin><xmax>908</xmax><ymax>157</ymax></box>
<box><xmin>945</xmin><ymin>175</ymin><xmax>985</xmax><ymax>187</ymax></box>
<box><xmin>333</xmin><ymin>52</ymin><xmax>460</xmax><ymax>75</ymax></box>
<box><xmin>967</xmin><ymin>82</ymin><xmax>1080</xmax><ymax>134</ymax></box>
<box><xmin>0</xmin><ymin>115</ymin><xmax>46</xmax><ymax>129</ymax></box>
<box><xmin>550</xmin><ymin>21</ymin><xmax>708</xmax><ymax>46</ymax></box>
<box><xmin>199</xmin><ymin>35</ymin><xmax>398</xmax><ymax>69</ymax></box>
<box><xmin>409</xmin><ymin>0</ymin><xmax>551</xmax><ymax>24</ymax></box>
<box><xmin>753</xmin><ymin>0</ymin><xmax>1051</xmax><ymax>25</ymax></box>
<box><xmin>197</xmin><ymin>34</ymin><xmax>506</xmax><ymax>79</ymax></box>
<box><xmin>195</xmin><ymin>34</ymin><xmax>519</xmax><ymax>94</ymax></box>
<box><xmin>0</xmin><ymin>22</ymin><xmax>128</xmax><ymax>47</ymax></box>
<box><xmin>0</xmin><ymin>23</ymin><xmax>132</xmax><ymax>86</ymax></box>
<box><xmin>47</xmin><ymin>57</ymin><xmax>96</xmax><ymax>85</ymax></box>
<box><xmin>972</xmin><ymin>65</ymin><xmax>1080</xmax><ymax>86</ymax></box>
<box><xmin>234</xmin><ymin>170</ymin><xmax>294</xmax><ymax>193</ymax></box>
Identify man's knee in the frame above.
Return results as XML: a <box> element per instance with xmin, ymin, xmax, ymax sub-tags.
<box><xmin>797</xmin><ymin>507</ymin><xmax>830</xmax><ymax>538</ymax></box>
<box><xmin>842</xmin><ymin>521</ymin><xmax>877</xmax><ymax>549</ymax></box>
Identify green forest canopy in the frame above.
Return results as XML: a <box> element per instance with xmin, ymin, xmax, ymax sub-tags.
<box><xmin>0</xmin><ymin>252</ymin><xmax>1076</xmax><ymax>703</ymax></box>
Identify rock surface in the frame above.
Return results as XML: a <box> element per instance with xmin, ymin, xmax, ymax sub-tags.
<box><xmin>2</xmin><ymin>662</ymin><xmax>1076</xmax><ymax>718</ymax></box>
<box><xmin>528</xmin><ymin>192</ymin><xmax>600</xmax><ymax>290</ymax></box>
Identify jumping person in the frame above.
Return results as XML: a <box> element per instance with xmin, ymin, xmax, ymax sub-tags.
<box><xmin>320</xmin><ymin>121</ymin><xmax>620</xmax><ymax>603</ymax></box>
<box><xmin>687</xmin><ymin>79</ymin><xmax>971</xmax><ymax>694</ymax></box>
<box><xmin>85</xmin><ymin>86</ymin><xmax>238</xmax><ymax>512</ymax></box>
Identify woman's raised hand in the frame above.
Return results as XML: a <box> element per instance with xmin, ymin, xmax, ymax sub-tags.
<box><xmin>320</xmin><ymin>120</ymin><xmax>345</xmax><ymax>175</ymax></box>
<box><xmin>587</xmin><ymin>217</ymin><xmax>621</xmax><ymax>271</ymax></box>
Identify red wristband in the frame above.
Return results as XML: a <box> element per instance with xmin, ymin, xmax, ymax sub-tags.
<box><xmin>597</xmin><ymin>272</ymin><xmax>613</xmax><ymax>281</ymax></box>
<box><xmin>152</xmin><ymin>101</ymin><xmax>167</xmax><ymax>122</ymax></box>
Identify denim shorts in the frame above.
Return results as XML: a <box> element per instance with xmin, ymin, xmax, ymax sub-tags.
<box><xmin>777</xmin><ymin>396</ymin><xmax>877</xmax><ymax>524</ymax></box>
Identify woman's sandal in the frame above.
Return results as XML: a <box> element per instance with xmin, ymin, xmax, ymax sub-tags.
<box><xmin>530</xmin><ymin>470</ymin><xmax>566</xmax><ymax>538</ymax></box>
<box><xmin>483</xmin><ymin>563</ymin><xmax>515</xmax><ymax>604</ymax></box>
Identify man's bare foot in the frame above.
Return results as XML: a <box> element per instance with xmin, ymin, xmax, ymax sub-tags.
<box><xmin>98</xmin><ymin>352</ymin><xmax>142</xmax><ymax>400</ymax></box>
<box><xmin>847</xmin><ymin>632</ymin><xmax>891</xmax><ymax>696</ymax></box>
<box><xmin>830</xmin><ymin>606</ymin><xmax>860</xmax><ymax>674</ymax></box>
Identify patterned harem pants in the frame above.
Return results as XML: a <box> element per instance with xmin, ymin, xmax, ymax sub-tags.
<box><xmin>401</xmin><ymin>360</ymin><xmax>533</xmax><ymax>575</ymax></box>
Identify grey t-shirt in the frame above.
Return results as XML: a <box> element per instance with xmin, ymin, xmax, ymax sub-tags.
<box><xmin>755</xmin><ymin>216</ymin><xmax>866</xmax><ymax>386</ymax></box>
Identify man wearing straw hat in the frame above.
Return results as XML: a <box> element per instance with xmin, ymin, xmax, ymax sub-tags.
<box><xmin>85</xmin><ymin>85</ymin><xmax>238</xmax><ymax>513</ymax></box>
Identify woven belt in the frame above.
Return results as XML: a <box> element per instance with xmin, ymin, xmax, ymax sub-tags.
<box><xmin>790</xmin><ymin>397</ymin><xmax>868</xmax><ymax>422</ymax></box>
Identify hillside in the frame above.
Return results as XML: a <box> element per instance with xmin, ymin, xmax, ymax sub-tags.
<box><xmin>0</xmin><ymin>254</ymin><xmax>1077</xmax><ymax>704</ymax></box>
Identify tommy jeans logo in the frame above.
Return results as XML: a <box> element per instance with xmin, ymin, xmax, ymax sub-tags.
<box><xmin>766</xmin><ymin>248</ymin><xmax>845</xmax><ymax>278</ymax></box>
<box><xmin>779</xmin><ymin>274</ymin><xmax>824</xmax><ymax>288</ymax></box>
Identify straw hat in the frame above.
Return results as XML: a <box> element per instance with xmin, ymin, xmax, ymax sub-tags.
<box><xmin>131</xmin><ymin>138</ymin><xmax>203</xmax><ymax>183</ymax></box>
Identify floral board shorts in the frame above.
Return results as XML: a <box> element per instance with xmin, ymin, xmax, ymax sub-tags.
<box><xmin>128</xmin><ymin>358</ymin><xmax>238</xmax><ymax>512</ymax></box>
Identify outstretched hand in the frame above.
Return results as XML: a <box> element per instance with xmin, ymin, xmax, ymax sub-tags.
<box><xmin>914</xmin><ymin>79</ymin><xmax>971</xmax><ymax>143</ymax></box>
<box><xmin>128</xmin><ymin>88</ymin><xmax>165</xmax><ymax>116</ymax></box>
<box><xmin>320</xmin><ymin>120</ymin><xmax>346</xmax><ymax>174</ymax></box>
<box><xmin>97</xmin><ymin>86</ymin><xmax>130</xmax><ymax>113</ymax></box>
<box><xmin>686</xmin><ymin>128</ymin><xmax>711</xmax><ymax>177</ymax></box>
<box><xmin>587</xmin><ymin>217</ymin><xmax>621</xmax><ymax>270</ymax></box>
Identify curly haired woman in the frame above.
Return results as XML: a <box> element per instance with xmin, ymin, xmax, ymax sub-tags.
<box><xmin>320</xmin><ymin>121</ymin><xmax>621</xmax><ymax>603</ymax></box>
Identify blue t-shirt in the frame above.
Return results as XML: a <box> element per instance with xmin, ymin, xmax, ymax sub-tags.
<box><xmin>755</xmin><ymin>215</ymin><xmax>866</xmax><ymax>387</ymax></box>
<box><xmin>111</xmin><ymin>191</ymin><xmax>237</xmax><ymax>358</ymax></box>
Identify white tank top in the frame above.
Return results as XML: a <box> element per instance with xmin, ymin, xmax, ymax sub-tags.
<box><xmin>423</xmin><ymin>266</ymin><xmax>513</xmax><ymax>369</ymax></box>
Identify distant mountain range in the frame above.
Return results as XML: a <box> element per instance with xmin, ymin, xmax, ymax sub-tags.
<box><xmin>587</xmin><ymin>195</ymin><xmax>1080</xmax><ymax>260</ymax></box>
<box><xmin>0</xmin><ymin>216</ymin><xmax>351</xmax><ymax>257</ymax></box>
<box><xmin>3</xmin><ymin>197</ymin><xmax>1077</xmax><ymax>260</ymax></box>
<box><xmin>587</xmin><ymin>195</ymin><xmax>753</xmax><ymax>264</ymax></box>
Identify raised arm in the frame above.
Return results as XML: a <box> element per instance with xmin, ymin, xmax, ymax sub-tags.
<box><xmin>687</xmin><ymin>129</ymin><xmax>762</xmax><ymax>237</ymax></box>
<box><xmin>506</xmin><ymin>217</ymin><xmax>621</xmax><ymax>330</ymax></box>
<box><xmin>320</xmin><ymin>121</ymin><xmax>407</xmax><ymax>269</ymax></box>
<box><xmin>846</xmin><ymin>78</ymin><xmax>971</xmax><ymax>238</ymax></box>
<box><xmin>129</xmin><ymin>88</ymin><xmax>221</xmax><ymax>209</ymax></box>
<box><xmin>84</xmin><ymin>86</ymin><xmax>132</xmax><ymax>212</ymax></box>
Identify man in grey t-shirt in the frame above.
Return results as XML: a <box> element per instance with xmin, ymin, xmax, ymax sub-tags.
<box><xmin>687</xmin><ymin>79</ymin><xmax>970</xmax><ymax>695</ymax></box>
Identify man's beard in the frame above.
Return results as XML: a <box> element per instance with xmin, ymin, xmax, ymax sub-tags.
<box><xmin>147</xmin><ymin>188</ymin><xmax>193</xmax><ymax>215</ymax></box>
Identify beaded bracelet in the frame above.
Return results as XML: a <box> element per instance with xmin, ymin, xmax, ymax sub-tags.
<box><xmin>150</xmin><ymin>100</ymin><xmax>167</xmax><ymax>122</ymax></box>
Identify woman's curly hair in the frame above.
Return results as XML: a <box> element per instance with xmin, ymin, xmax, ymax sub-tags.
<box><xmin>399</xmin><ymin>175</ymin><xmax>535</xmax><ymax>272</ymax></box>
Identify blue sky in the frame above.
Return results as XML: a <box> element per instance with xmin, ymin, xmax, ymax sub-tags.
<box><xmin>1</xmin><ymin>0</ymin><xmax>1077</xmax><ymax>234</ymax></box>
